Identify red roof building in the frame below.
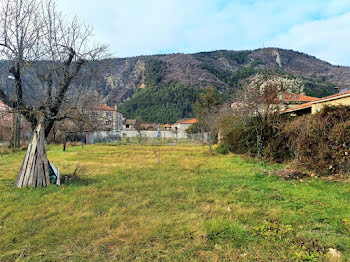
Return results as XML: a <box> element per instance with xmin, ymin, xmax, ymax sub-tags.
<box><xmin>88</xmin><ymin>104</ymin><xmax>123</xmax><ymax>131</ymax></box>
<box><xmin>0</xmin><ymin>101</ymin><xmax>13</xmax><ymax>140</ymax></box>
<box><xmin>283</xmin><ymin>93</ymin><xmax>319</xmax><ymax>103</ymax></box>
<box><xmin>283</xmin><ymin>90</ymin><xmax>350</xmax><ymax>115</ymax></box>
<box><xmin>177</xmin><ymin>118</ymin><xmax>197</xmax><ymax>124</ymax></box>
<box><xmin>92</xmin><ymin>104</ymin><xmax>116</xmax><ymax>111</ymax></box>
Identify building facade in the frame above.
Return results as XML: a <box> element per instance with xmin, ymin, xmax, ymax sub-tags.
<box><xmin>171</xmin><ymin>118</ymin><xmax>197</xmax><ymax>132</ymax></box>
<box><xmin>0</xmin><ymin>101</ymin><xmax>12</xmax><ymax>140</ymax></box>
<box><xmin>89</xmin><ymin>104</ymin><xmax>123</xmax><ymax>131</ymax></box>
<box><xmin>311</xmin><ymin>91</ymin><xmax>350</xmax><ymax>113</ymax></box>
<box><xmin>283</xmin><ymin>90</ymin><xmax>350</xmax><ymax>115</ymax></box>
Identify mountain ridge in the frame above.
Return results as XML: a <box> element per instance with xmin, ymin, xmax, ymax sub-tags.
<box><xmin>102</xmin><ymin>47</ymin><xmax>350</xmax><ymax>104</ymax></box>
<box><xmin>93</xmin><ymin>47</ymin><xmax>350</xmax><ymax>122</ymax></box>
<box><xmin>1</xmin><ymin>47</ymin><xmax>350</xmax><ymax>123</ymax></box>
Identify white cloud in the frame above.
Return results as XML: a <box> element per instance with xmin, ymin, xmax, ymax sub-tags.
<box><xmin>54</xmin><ymin>0</ymin><xmax>350</xmax><ymax>65</ymax></box>
<box><xmin>269</xmin><ymin>12</ymin><xmax>350</xmax><ymax>65</ymax></box>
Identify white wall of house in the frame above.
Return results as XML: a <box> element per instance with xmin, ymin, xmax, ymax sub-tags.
<box><xmin>171</xmin><ymin>123</ymin><xmax>192</xmax><ymax>132</ymax></box>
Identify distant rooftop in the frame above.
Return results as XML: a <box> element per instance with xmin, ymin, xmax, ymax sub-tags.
<box><xmin>93</xmin><ymin>104</ymin><xmax>116</xmax><ymax>111</ymax></box>
<box><xmin>283</xmin><ymin>90</ymin><xmax>350</xmax><ymax>113</ymax></box>
<box><xmin>176</xmin><ymin>118</ymin><xmax>197</xmax><ymax>124</ymax></box>
<box><xmin>284</xmin><ymin>93</ymin><xmax>318</xmax><ymax>102</ymax></box>
<box><xmin>312</xmin><ymin>90</ymin><xmax>350</xmax><ymax>104</ymax></box>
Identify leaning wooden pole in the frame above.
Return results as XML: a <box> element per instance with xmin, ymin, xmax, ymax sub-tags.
<box><xmin>16</xmin><ymin>123</ymin><xmax>50</xmax><ymax>188</ymax></box>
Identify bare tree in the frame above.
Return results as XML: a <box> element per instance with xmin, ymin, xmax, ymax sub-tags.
<box><xmin>234</xmin><ymin>74</ymin><xmax>304</xmax><ymax>118</ymax></box>
<box><xmin>232</xmin><ymin>74</ymin><xmax>304</xmax><ymax>158</ymax></box>
<box><xmin>134</xmin><ymin>116</ymin><xmax>143</xmax><ymax>144</ymax></box>
<box><xmin>0</xmin><ymin>0</ymin><xmax>108</xmax><ymax>187</ymax></box>
<box><xmin>194</xmin><ymin>87</ymin><xmax>223</xmax><ymax>153</ymax></box>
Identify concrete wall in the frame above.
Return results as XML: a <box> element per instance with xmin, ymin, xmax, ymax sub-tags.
<box><xmin>86</xmin><ymin>130</ymin><xmax>121</xmax><ymax>144</ymax></box>
<box><xmin>171</xmin><ymin>123</ymin><xmax>192</xmax><ymax>132</ymax></box>
<box><xmin>311</xmin><ymin>96</ymin><xmax>350</xmax><ymax>114</ymax></box>
<box><xmin>86</xmin><ymin>130</ymin><xmax>208</xmax><ymax>144</ymax></box>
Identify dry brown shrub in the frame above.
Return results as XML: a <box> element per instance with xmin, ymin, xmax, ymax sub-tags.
<box><xmin>284</xmin><ymin>105</ymin><xmax>350</xmax><ymax>176</ymax></box>
<box><xmin>71</xmin><ymin>165</ymin><xmax>87</xmax><ymax>182</ymax></box>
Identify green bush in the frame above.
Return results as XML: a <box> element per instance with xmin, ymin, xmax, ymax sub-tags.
<box><xmin>219</xmin><ymin>114</ymin><xmax>291</xmax><ymax>161</ymax></box>
<box><xmin>185</xmin><ymin>123</ymin><xmax>201</xmax><ymax>134</ymax></box>
<box><xmin>215</xmin><ymin>143</ymin><xmax>234</xmax><ymax>155</ymax></box>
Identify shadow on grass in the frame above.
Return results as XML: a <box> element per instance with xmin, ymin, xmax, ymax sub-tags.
<box><xmin>60</xmin><ymin>176</ymin><xmax>98</xmax><ymax>187</ymax></box>
<box><xmin>0</xmin><ymin>177</ymin><xmax>98</xmax><ymax>190</ymax></box>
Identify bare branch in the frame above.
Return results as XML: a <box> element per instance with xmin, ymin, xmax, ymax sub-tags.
<box><xmin>0</xmin><ymin>0</ymin><xmax>108</xmax><ymax>138</ymax></box>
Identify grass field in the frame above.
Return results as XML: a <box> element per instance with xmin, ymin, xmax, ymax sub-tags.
<box><xmin>0</xmin><ymin>144</ymin><xmax>349</xmax><ymax>261</ymax></box>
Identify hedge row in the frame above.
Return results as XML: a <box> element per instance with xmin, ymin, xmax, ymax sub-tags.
<box><xmin>219</xmin><ymin>105</ymin><xmax>350</xmax><ymax>176</ymax></box>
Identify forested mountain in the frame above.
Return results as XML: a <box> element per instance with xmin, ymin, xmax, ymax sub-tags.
<box><xmin>103</xmin><ymin>48</ymin><xmax>350</xmax><ymax>123</ymax></box>
<box><xmin>2</xmin><ymin>48</ymin><xmax>350</xmax><ymax>123</ymax></box>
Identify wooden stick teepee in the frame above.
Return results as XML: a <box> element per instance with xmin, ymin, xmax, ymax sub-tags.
<box><xmin>16</xmin><ymin>123</ymin><xmax>50</xmax><ymax>188</ymax></box>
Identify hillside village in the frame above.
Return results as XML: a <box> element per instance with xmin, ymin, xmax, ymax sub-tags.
<box><xmin>2</xmin><ymin>89</ymin><xmax>350</xmax><ymax>145</ymax></box>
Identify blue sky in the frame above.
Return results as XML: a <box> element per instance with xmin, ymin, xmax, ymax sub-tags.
<box><xmin>58</xmin><ymin>0</ymin><xmax>350</xmax><ymax>65</ymax></box>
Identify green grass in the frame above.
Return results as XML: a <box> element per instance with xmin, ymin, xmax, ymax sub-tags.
<box><xmin>0</xmin><ymin>144</ymin><xmax>349</xmax><ymax>261</ymax></box>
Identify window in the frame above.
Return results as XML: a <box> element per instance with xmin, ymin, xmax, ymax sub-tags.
<box><xmin>106</xmin><ymin>120</ymin><xmax>112</xmax><ymax>126</ymax></box>
<box><xmin>106</xmin><ymin>112</ymin><xmax>112</xmax><ymax>117</ymax></box>
<box><xmin>91</xmin><ymin>112</ymin><xmax>98</xmax><ymax>117</ymax></box>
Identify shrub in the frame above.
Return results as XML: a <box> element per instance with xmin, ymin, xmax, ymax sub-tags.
<box><xmin>220</xmin><ymin>105</ymin><xmax>350</xmax><ymax>176</ymax></box>
<box><xmin>219</xmin><ymin>113</ymin><xmax>291</xmax><ymax>161</ymax></box>
<box><xmin>284</xmin><ymin>105</ymin><xmax>350</xmax><ymax>176</ymax></box>
<box><xmin>186</xmin><ymin>123</ymin><xmax>201</xmax><ymax>134</ymax></box>
<box><xmin>215</xmin><ymin>142</ymin><xmax>234</xmax><ymax>155</ymax></box>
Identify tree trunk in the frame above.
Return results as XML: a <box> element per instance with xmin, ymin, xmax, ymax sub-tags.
<box><xmin>63</xmin><ymin>133</ymin><xmax>67</xmax><ymax>151</ymax></box>
<box><xmin>16</xmin><ymin>123</ymin><xmax>50</xmax><ymax>188</ymax></box>
<box><xmin>11</xmin><ymin>113</ymin><xmax>21</xmax><ymax>148</ymax></box>
<box><xmin>256</xmin><ymin>128</ymin><xmax>263</xmax><ymax>160</ymax></box>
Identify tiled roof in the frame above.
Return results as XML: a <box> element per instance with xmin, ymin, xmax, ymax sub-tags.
<box><xmin>125</xmin><ymin>119</ymin><xmax>136</xmax><ymax>125</ymax></box>
<box><xmin>283</xmin><ymin>90</ymin><xmax>350</xmax><ymax>113</ymax></box>
<box><xmin>312</xmin><ymin>90</ymin><xmax>350</xmax><ymax>104</ymax></box>
<box><xmin>177</xmin><ymin>118</ymin><xmax>197</xmax><ymax>124</ymax></box>
<box><xmin>93</xmin><ymin>104</ymin><xmax>115</xmax><ymax>111</ymax></box>
<box><xmin>284</xmin><ymin>94</ymin><xmax>318</xmax><ymax>102</ymax></box>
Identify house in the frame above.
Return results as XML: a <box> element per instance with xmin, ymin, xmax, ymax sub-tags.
<box><xmin>311</xmin><ymin>90</ymin><xmax>350</xmax><ymax>113</ymax></box>
<box><xmin>282</xmin><ymin>93</ymin><xmax>319</xmax><ymax>109</ymax></box>
<box><xmin>140</xmin><ymin>123</ymin><xmax>159</xmax><ymax>131</ymax></box>
<box><xmin>89</xmin><ymin>104</ymin><xmax>123</xmax><ymax>131</ymax></box>
<box><xmin>0</xmin><ymin>101</ymin><xmax>12</xmax><ymax>140</ymax></box>
<box><xmin>160</xmin><ymin>124</ymin><xmax>172</xmax><ymax>131</ymax></box>
<box><xmin>283</xmin><ymin>90</ymin><xmax>350</xmax><ymax>115</ymax></box>
<box><xmin>171</xmin><ymin>118</ymin><xmax>197</xmax><ymax>132</ymax></box>
<box><xmin>0</xmin><ymin>101</ymin><xmax>31</xmax><ymax>142</ymax></box>
<box><xmin>231</xmin><ymin>93</ymin><xmax>318</xmax><ymax>113</ymax></box>
<box><xmin>123</xmin><ymin>119</ymin><xmax>136</xmax><ymax>130</ymax></box>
